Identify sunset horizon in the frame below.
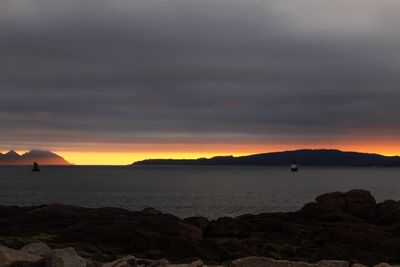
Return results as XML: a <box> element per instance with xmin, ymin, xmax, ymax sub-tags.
<box><xmin>2</xmin><ymin>143</ymin><xmax>400</xmax><ymax>165</ymax></box>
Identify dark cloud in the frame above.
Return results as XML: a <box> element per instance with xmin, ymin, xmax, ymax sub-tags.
<box><xmin>1</xmin><ymin>0</ymin><xmax>400</xmax><ymax>150</ymax></box>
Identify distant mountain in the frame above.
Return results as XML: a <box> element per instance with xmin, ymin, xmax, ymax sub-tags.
<box><xmin>0</xmin><ymin>150</ymin><xmax>70</xmax><ymax>165</ymax></box>
<box><xmin>133</xmin><ymin>149</ymin><xmax>400</xmax><ymax>167</ymax></box>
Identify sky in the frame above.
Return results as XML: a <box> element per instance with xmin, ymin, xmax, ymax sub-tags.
<box><xmin>1</xmin><ymin>0</ymin><xmax>400</xmax><ymax>165</ymax></box>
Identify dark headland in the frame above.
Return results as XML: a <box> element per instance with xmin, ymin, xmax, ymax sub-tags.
<box><xmin>0</xmin><ymin>150</ymin><xmax>70</xmax><ymax>165</ymax></box>
<box><xmin>133</xmin><ymin>149</ymin><xmax>400</xmax><ymax>167</ymax></box>
<box><xmin>1</xmin><ymin>190</ymin><xmax>400</xmax><ymax>266</ymax></box>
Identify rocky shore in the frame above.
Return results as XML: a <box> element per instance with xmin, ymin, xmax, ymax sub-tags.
<box><xmin>0</xmin><ymin>243</ymin><xmax>370</xmax><ymax>267</ymax></box>
<box><xmin>1</xmin><ymin>189</ymin><xmax>400</xmax><ymax>266</ymax></box>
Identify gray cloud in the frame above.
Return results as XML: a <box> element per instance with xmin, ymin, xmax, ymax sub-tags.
<box><xmin>1</xmin><ymin>0</ymin><xmax>400</xmax><ymax>150</ymax></box>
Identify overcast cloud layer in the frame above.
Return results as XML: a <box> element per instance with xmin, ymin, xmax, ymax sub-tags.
<box><xmin>1</xmin><ymin>0</ymin><xmax>400</xmax><ymax>151</ymax></box>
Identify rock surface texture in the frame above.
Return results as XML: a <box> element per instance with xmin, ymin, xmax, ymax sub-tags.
<box><xmin>0</xmin><ymin>247</ymin><xmax>395</xmax><ymax>267</ymax></box>
<box><xmin>0</xmin><ymin>245</ymin><xmax>43</xmax><ymax>266</ymax></box>
<box><xmin>1</xmin><ymin>190</ymin><xmax>400</xmax><ymax>265</ymax></box>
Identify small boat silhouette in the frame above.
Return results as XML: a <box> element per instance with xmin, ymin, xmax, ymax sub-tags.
<box><xmin>31</xmin><ymin>162</ymin><xmax>40</xmax><ymax>172</ymax></box>
<box><xmin>291</xmin><ymin>160</ymin><xmax>298</xmax><ymax>172</ymax></box>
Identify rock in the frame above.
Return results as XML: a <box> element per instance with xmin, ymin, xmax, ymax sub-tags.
<box><xmin>148</xmin><ymin>259</ymin><xmax>169</xmax><ymax>267</ymax></box>
<box><xmin>135</xmin><ymin>258</ymin><xmax>157</xmax><ymax>266</ymax></box>
<box><xmin>0</xmin><ymin>245</ymin><xmax>43</xmax><ymax>267</ymax></box>
<box><xmin>279</xmin><ymin>245</ymin><xmax>296</xmax><ymax>257</ymax></box>
<box><xmin>374</xmin><ymin>200</ymin><xmax>400</xmax><ymax>224</ymax></box>
<box><xmin>102</xmin><ymin>256</ymin><xmax>137</xmax><ymax>267</ymax></box>
<box><xmin>184</xmin><ymin>217</ymin><xmax>210</xmax><ymax>230</ymax></box>
<box><xmin>142</xmin><ymin>208</ymin><xmax>163</xmax><ymax>215</ymax></box>
<box><xmin>0</xmin><ymin>190</ymin><xmax>398</xmax><ymax>265</ymax></box>
<box><xmin>86</xmin><ymin>258</ymin><xmax>103</xmax><ymax>267</ymax></box>
<box><xmin>316</xmin><ymin>192</ymin><xmax>347</xmax><ymax>209</ymax></box>
<box><xmin>206</xmin><ymin>217</ymin><xmax>251</xmax><ymax>238</ymax></box>
<box><xmin>21</xmin><ymin>242</ymin><xmax>52</xmax><ymax>258</ymax></box>
<box><xmin>301</xmin><ymin>190</ymin><xmax>376</xmax><ymax>219</ymax></box>
<box><xmin>351</xmin><ymin>264</ymin><xmax>368</xmax><ymax>267</ymax></box>
<box><xmin>178</xmin><ymin>222</ymin><xmax>203</xmax><ymax>241</ymax></box>
<box><xmin>229</xmin><ymin>256</ymin><xmax>315</xmax><ymax>267</ymax></box>
<box><xmin>188</xmin><ymin>260</ymin><xmax>204</xmax><ymax>267</ymax></box>
<box><xmin>343</xmin><ymin>190</ymin><xmax>376</xmax><ymax>218</ymax></box>
<box><xmin>49</xmin><ymin>247</ymin><xmax>86</xmax><ymax>267</ymax></box>
<box><xmin>317</xmin><ymin>260</ymin><xmax>348</xmax><ymax>267</ymax></box>
<box><xmin>373</xmin><ymin>264</ymin><xmax>392</xmax><ymax>267</ymax></box>
<box><xmin>168</xmin><ymin>259</ymin><xmax>204</xmax><ymax>267</ymax></box>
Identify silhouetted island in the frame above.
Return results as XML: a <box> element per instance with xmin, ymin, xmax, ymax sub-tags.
<box><xmin>133</xmin><ymin>149</ymin><xmax>400</xmax><ymax>167</ymax></box>
<box><xmin>0</xmin><ymin>150</ymin><xmax>70</xmax><ymax>165</ymax></box>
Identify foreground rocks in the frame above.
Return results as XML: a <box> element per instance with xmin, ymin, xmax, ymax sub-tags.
<box><xmin>1</xmin><ymin>190</ymin><xmax>400</xmax><ymax>265</ymax></box>
<box><xmin>0</xmin><ymin>245</ymin><xmax>396</xmax><ymax>267</ymax></box>
<box><xmin>0</xmin><ymin>245</ymin><xmax>43</xmax><ymax>266</ymax></box>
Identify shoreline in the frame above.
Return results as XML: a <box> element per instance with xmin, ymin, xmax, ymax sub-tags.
<box><xmin>1</xmin><ymin>189</ymin><xmax>400</xmax><ymax>266</ymax></box>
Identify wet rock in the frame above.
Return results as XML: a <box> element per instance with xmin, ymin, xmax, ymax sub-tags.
<box><xmin>0</xmin><ymin>245</ymin><xmax>43</xmax><ymax>266</ymax></box>
<box><xmin>49</xmin><ymin>247</ymin><xmax>86</xmax><ymax>267</ymax></box>
<box><xmin>21</xmin><ymin>242</ymin><xmax>52</xmax><ymax>258</ymax></box>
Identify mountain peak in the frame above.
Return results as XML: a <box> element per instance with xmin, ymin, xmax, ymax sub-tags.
<box><xmin>3</xmin><ymin>150</ymin><xmax>21</xmax><ymax>160</ymax></box>
<box><xmin>5</xmin><ymin>150</ymin><xmax>19</xmax><ymax>156</ymax></box>
<box><xmin>0</xmin><ymin>149</ymin><xmax>70</xmax><ymax>165</ymax></box>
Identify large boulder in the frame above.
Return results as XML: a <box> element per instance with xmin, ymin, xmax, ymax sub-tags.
<box><xmin>0</xmin><ymin>245</ymin><xmax>43</xmax><ymax>267</ymax></box>
<box><xmin>301</xmin><ymin>190</ymin><xmax>376</xmax><ymax>219</ymax></box>
<box><xmin>342</xmin><ymin>190</ymin><xmax>376</xmax><ymax>218</ymax></box>
<box><xmin>21</xmin><ymin>242</ymin><xmax>52</xmax><ymax>258</ymax></box>
<box><xmin>48</xmin><ymin>247</ymin><xmax>86</xmax><ymax>267</ymax></box>
<box><xmin>316</xmin><ymin>192</ymin><xmax>347</xmax><ymax>209</ymax></box>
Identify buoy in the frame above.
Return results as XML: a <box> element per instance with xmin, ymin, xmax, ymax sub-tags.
<box><xmin>31</xmin><ymin>162</ymin><xmax>40</xmax><ymax>172</ymax></box>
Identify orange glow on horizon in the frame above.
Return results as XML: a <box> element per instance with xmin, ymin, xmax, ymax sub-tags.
<box><xmin>4</xmin><ymin>140</ymin><xmax>400</xmax><ymax>165</ymax></box>
<box><xmin>51</xmin><ymin>142</ymin><xmax>400</xmax><ymax>165</ymax></box>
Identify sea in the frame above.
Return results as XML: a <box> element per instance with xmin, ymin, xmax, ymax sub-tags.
<box><xmin>0</xmin><ymin>165</ymin><xmax>399</xmax><ymax>218</ymax></box>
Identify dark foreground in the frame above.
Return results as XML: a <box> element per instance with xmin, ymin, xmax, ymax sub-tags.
<box><xmin>1</xmin><ymin>190</ymin><xmax>400</xmax><ymax>266</ymax></box>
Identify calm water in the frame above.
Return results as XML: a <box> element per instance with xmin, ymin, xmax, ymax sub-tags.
<box><xmin>0</xmin><ymin>165</ymin><xmax>399</xmax><ymax>218</ymax></box>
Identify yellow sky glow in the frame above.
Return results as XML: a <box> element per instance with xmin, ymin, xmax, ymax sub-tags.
<box><xmin>56</xmin><ymin>142</ymin><xmax>400</xmax><ymax>165</ymax></box>
<box><xmin>5</xmin><ymin>140</ymin><xmax>400</xmax><ymax>165</ymax></box>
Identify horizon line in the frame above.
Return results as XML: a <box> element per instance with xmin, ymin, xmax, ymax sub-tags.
<box><xmin>1</xmin><ymin>147</ymin><xmax>400</xmax><ymax>166</ymax></box>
